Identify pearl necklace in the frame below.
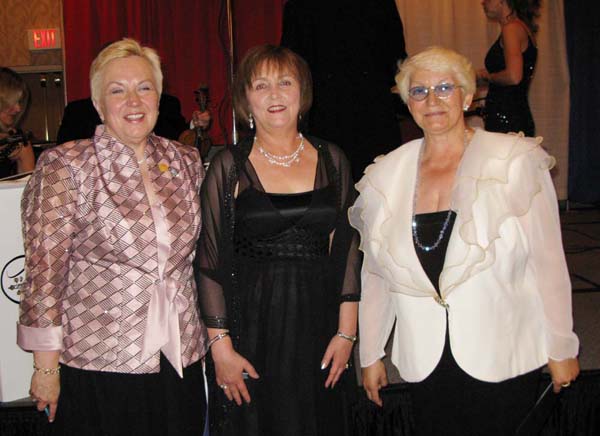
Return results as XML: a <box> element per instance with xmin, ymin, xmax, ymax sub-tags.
<box><xmin>412</xmin><ymin>130</ymin><xmax>471</xmax><ymax>252</ymax></box>
<box><xmin>256</xmin><ymin>133</ymin><xmax>304</xmax><ymax>167</ymax></box>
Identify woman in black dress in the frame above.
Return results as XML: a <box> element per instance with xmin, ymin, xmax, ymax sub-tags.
<box><xmin>196</xmin><ymin>45</ymin><xmax>361</xmax><ymax>436</ymax></box>
<box><xmin>478</xmin><ymin>0</ymin><xmax>540</xmax><ymax>136</ymax></box>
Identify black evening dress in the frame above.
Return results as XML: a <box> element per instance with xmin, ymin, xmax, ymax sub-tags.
<box><xmin>484</xmin><ymin>32</ymin><xmax>537</xmax><ymax>136</ymax></box>
<box><xmin>196</xmin><ymin>136</ymin><xmax>361</xmax><ymax>436</ymax></box>
<box><xmin>409</xmin><ymin>211</ymin><xmax>541</xmax><ymax>436</ymax></box>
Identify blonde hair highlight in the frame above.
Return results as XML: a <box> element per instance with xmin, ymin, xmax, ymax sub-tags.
<box><xmin>395</xmin><ymin>46</ymin><xmax>476</xmax><ymax>104</ymax></box>
<box><xmin>89</xmin><ymin>38</ymin><xmax>163</xmax><ymax>103</ymax></box>
<box><xmin>0</xmin><ymin>67</ymin><xmax>29</xmax><ymax>129</ymax></box>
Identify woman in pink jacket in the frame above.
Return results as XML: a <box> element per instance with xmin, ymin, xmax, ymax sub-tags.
<box><xmin>18</xmin><ymin>38</ymin><xmax>207</xmax><ymax>435</ymax></box>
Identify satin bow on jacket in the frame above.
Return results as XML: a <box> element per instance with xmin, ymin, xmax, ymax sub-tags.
<box><xmin>18</xmin><ymin>125</ymin><xmax>207</xmax><ymax>376</ymax></box>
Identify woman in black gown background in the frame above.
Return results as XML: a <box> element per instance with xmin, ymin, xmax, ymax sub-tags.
<box><xmin>196</xmin><ymin>45</ymin><xmax>361</xmax><ymax>436</ymax></box>
<box><xmin>478</xmin><ymin>0</ymin><xmax>540</xmax><ymax>136</ymax></box>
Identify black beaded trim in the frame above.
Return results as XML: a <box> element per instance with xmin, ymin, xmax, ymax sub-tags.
<box><xmin>203</xmin><ymin>316</ymin><xmax>229</xmax><ymax>329</ymax></box>
<box><xmin>234</xmin><ymin>226</ymin><xmax>329</xmax><ymax>260</ymax></box>
<box><xmin>340</xmin><ymin>294</ymin><xmax>361</xmax><ymax>303</ymax></box>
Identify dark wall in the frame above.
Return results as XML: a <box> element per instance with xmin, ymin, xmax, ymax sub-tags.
<box><xmin>565</xmin><ymin>1</ymin><xmax>600</xmax><ymax>204</ymax></box>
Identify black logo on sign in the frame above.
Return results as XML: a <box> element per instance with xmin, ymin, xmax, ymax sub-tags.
<box><xmin>1</xmin><ymin>255</ymin><xmax>25</xmax><ymax>304</ymax></box>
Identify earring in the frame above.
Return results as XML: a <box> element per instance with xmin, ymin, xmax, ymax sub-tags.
<box><xmin>248</xmin><ymin>113</ymin><xmax>254</xmax><ymax>129</ymax></box>
<box><xmin>463</xmin><ymin>105</ymin><xmax>469</xmax><ymax>111</ymax></box>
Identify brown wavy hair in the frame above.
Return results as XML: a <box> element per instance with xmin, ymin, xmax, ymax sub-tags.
<box><xmin>232</xmin><ymin>44</ymin><xmax>312</xmax><ymax>128</ymax></box>
<box><xmin>507</xmin><ymin>0</ymin><xmax>542</xmax><ymax>33</ymax></box>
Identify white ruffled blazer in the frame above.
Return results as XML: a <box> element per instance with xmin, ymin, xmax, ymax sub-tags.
<box><xmin>348</xmin><ymin>128</ymin><xmax>579</xmax><ymax>383</ymax></box>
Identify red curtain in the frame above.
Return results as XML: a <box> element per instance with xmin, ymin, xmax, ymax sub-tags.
<box><xmin>62</xmin><ymin>0</ymin><xmax>286</xmax><ymax>144</ymax></box>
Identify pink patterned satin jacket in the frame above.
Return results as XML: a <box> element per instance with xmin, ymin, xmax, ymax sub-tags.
<box><xmin>17</xmin><ymin>126</ymin><xmax>207</xmax><ymax>377</ymax></box>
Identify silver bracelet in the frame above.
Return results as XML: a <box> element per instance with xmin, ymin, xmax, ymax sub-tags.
<box><xmin>336</xmin><ymin>331</ymin><xmax>357</xmax><ymax>343</ymax></box>
<box><xmin>207</xmin><ymin>331</ymin><xmax>230</xmax><ymax>348</ymax></box>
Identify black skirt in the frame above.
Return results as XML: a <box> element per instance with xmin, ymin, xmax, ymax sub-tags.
<box><xmin>51</xmin><ymin>354</ymin><xmax>206</xmax><ymax>436</ymax></box>
<box><xmin>409</xmin><ymin>332</ymin><xmax>541</xmax><ymax>436</ymax></box>
<box><xmin>411</xmin><ymin>211</ymin><xmax>541</xmax><ymax>436</ymax></box>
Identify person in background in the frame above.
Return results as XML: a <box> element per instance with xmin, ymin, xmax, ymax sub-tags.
<box><xmin>478</xmin><ymin>0</ymin><xmax>540</xmax><ymax>136</ymax></box>
<box><xmin>281</xmin><ymin>0</ymin><xmax>407</xmax><ymax>181</ymax></box>
<box><xmin>56</xmin><ymin>93</ymin><xmax>209</xmax><ymax>145</ymax></box>
<box><xmin>349</xmin><ymin>46</ymin><xmax>579</xmax><ymax>436</ymax></box>
<box><xmin>0</xmin><ymin>67</ymin><xmax>35</xmax><ymax>178</ymax></box>
<box><xmin>196</xmin><ymin>44</ymin><xmax>361</xmax><ymax>436</ymax></box>
<box><xmin>18</xmin><ymin>38</ymin><xmax>207</xmax><ymax>435</ymax></box>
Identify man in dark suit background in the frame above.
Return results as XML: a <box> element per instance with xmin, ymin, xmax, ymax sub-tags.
<box><xmin>282</xmin><ymin>0</ymin><xmax>407</xmax><ymax>180</ymax></box>
<box><xmin>56</xmin><ymin>93</ymin><xmax>188</xmax><ymax>144</ymax></box>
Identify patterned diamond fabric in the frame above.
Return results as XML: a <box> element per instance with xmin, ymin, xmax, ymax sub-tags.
<box><xmin>18</xmin><ymin>126</ymin><xmax>207</xmax><ymax>374</ymax></box>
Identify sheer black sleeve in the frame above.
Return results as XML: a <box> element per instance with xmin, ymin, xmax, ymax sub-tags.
<box><xmin>196</xmin><ymin>148</ymin><xmax>236</xmax><ymax>329</ymax></box>
<box><xmin>327</xmin><ymin>143</ymin><xmax>362</xmax><ymax>303</ymax></box>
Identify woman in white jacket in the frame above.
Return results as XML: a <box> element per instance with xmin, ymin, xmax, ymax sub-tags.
<box><xmin>348</xmin><ymin>46</ymin><xmax>579</xmax><ymax>436</ymax></box>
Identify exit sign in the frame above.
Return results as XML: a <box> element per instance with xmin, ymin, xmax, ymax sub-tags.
<box><xmin>28</xmin><ymin>28</ymin><xmax>62</xmax><ymax>50</ymax></box>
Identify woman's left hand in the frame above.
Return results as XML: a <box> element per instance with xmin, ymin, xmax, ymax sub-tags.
<box><xmin>547</xmin><ymin>357</ymin><xmax>580</xmax><ymax>393</ymax></box>
<box><xmin>321</xmin><ymin>335</ymin><xmax>354</xmax><ymax>388</ymax></box>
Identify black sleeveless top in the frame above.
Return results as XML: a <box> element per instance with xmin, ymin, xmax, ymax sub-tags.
<box><xmin>484</xmin><ymin>32</ymin><xmax>537</xmax><ymax>136</ymax></box>
<box><xmin>412</xmin><ymin>210</ymin><xmax>457</xmax><ymax>294</ymax></box>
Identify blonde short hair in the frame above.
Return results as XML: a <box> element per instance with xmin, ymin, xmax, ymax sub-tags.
<box><xmin>395</xmin><ymin>46</ymin><xmax>476</xmax><ymax>104</ymax></box>
<box><xmin>89</xmin><ymin>38</ymin><xmax>163</xmax><ymax>103</ymax></box>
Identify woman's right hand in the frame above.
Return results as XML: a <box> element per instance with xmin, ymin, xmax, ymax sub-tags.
<box><xmin>211</xmin><ymin>337</ymin><xmax>259</xmax><ymax>405</ymax></box>
<box><xmin>30</xmin><ymin>351</ymin><xmax>61</xmax><ymax>422</ymax></box>
<box><xmin>362</xmin><ymin>360</ymin><xmax>388</xmax><ymax>407</ymax></box>
<box><xmin>30</xmin><ymin>372</ymin><xmax>60</xmax><ymax>422</ymax></box>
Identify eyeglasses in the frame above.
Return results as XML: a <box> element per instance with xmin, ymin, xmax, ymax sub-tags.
<box><xmin>408</xmin><ymin>83</ymin><xmax>461</xmax><ymax>101</ymax></box>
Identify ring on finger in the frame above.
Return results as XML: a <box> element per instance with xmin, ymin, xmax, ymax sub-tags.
<box><xmin>561</xmin><ymin>382</ymin><xmax>571</xmax><ymax>388</ymax></box>
<box><xmin>219</xmin><ymin>384</ymin><xmax>228</xmax><ymax>390</ymax></box>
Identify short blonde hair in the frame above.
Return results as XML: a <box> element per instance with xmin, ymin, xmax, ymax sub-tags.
<box><xmin>395</xmin><ymin>46</ymin><xmax>476</xmax><ymax>104</ymax></box>
<box><xmin>89</xmin><ymin>38</ymin><xmax>163</xmax><ymax>103</ymax></box>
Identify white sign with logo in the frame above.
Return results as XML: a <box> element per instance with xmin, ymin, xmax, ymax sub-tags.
<box><xmin>0</xmin><ymin>179</ymin><xmax>32</xmax><ymax>402</ymax></box>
